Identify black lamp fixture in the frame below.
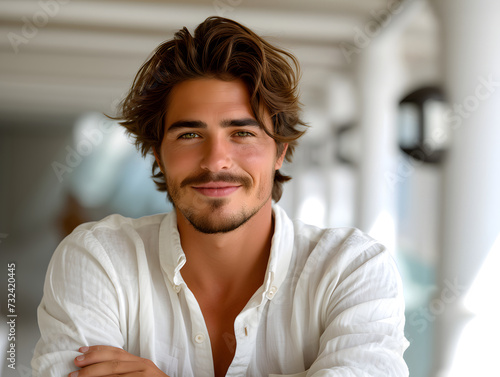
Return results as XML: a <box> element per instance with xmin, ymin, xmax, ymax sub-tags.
<box><xmin>335</xmin><ymin>123</ymin><xmax>358</xmax><ymax>166</ymax></box>
<box><xmin>398</xmin><ymin>86</ymin><xmax>449</xmax><ymax>164</ymax></box>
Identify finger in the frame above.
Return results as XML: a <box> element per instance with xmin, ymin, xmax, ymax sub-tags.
<box><xmin>78</xmin><ymin>345</ymin><xmax>126</xmax><ymax>354</ymax></box>
<box><xmin>70</xmin><ymin>360</ymin><xmax>147</xmax><ymax>377</ymax></box>
<box><xmin>74</xmin><ymin>347</ymin><xmax>138</xmax><ymax>368</ymax></box>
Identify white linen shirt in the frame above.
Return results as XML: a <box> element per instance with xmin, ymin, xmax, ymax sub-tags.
<box><xmin>32</xmin><ymin>204</ymin><xmax>409</xmax><ymax>377</ymax></box>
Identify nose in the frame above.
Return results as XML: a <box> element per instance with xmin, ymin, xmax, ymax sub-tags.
<box><xmin>199</xmin><ymin>136</ymin><xmax>232</xmax><ymax>172</ymax></box>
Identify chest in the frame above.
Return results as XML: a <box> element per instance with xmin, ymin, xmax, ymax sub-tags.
<box><xmin>197</xmin><ymin>295</ymin><xmax>249</xmax><ymax>377</ymax></box>
<box><xmin>135</xmin><ymin>275</ymin><xmax>318</xmax><ymax>376</ymax></box>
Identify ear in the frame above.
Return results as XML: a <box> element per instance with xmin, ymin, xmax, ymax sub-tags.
<box><xmin>153</xmin><ymin>147</ymin><xmax>164</xmax><ymax>174</ymax></box>
<box><xmin>275</xmin><ymin>143</ymin><xmax>288</xmax><ymax>170</ymax></box>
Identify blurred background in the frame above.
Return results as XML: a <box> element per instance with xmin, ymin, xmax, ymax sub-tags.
<box><xmin>1</xmin><ymin>0</ymin><xmax>499</xmax><ymax>376</ymax></box>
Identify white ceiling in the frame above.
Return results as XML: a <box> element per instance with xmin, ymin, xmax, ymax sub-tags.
<box><xmin>0</xmin><ymin>0</ymin><xmax>439</xmax><ymax>127</ymax></box>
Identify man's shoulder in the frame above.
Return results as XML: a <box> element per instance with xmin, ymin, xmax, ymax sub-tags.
<box><xmin>56</xmin><ymin>212</ymin><xmax>171</xmax><ymax>263</ymax></box>
<box><xmin>73</xmin><ymin>212</ymin><xmax>168</xmax><ymax>234</ymax></box>
<box><xmin>274</xmin><ymin>204</ymin><xmax>385</xmax><ymax>264</ymax></box>
<box><xmin>288</xmin><ymin>221</ymin><xmax>398</xmax><ymax>298</ymax></box>
<box><xmin>292</xmin><ymin>220</ymin><xmax>387</xmax><ymax>268</ymax></box>
<box><xmin>294</xmin><ymin>220</ymin><xmax>380</xmax><ymax>249</ymax></box>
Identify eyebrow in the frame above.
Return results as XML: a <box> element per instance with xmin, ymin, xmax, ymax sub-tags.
<box><xmin>166</xmin><ymin>118</ymin><xmax>261</xmax><ymax>133</ymax></box>
<box><xmin>221</xmin><ymin>118</ymin><xmax>261</xmax><ymax>128</ymax></box>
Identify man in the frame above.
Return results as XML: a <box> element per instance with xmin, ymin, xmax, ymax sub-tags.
<box><xmin>33</xmin><ymin>16</ymin><xmax>409</xmax><ymax>377</ymax></box>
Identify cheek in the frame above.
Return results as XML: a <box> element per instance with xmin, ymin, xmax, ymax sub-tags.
<box><xmin>237</xmin><ymin>145</ymin><xmax>277</xmax><ymax>183</ymax></box>
<box><xmin>162</xmin><ymin>145</ymin><xmax>198</xmax><ymax>172</ymax></box>
<box><xmin>238</xmin><ymin>142</ymin><xmax>277</xmax><ymax>165</ymax></box>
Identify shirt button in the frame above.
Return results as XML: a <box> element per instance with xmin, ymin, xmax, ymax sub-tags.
<box><xmin>266</xmin><ymin>286</ymin><xmax>278</xmax><ymax>299</ymax></box>
<box><xmin>194</xmin><ymin>333</ymin><xmax>205</xmax><ymax>344</ymax></box>
<box><xmin>173</xmin><ymin>285</ymin><xmax>181</xmax><ymax>293</ymax></box>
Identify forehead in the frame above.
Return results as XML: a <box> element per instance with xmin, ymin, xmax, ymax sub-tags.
<box><xmin>165</xmin><ymin>78</ymin><xmax>254</xmax><ymax>122</ymax></box>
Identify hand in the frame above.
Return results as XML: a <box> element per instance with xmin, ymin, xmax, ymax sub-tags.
<box><xmin>69</xmin><ymin>345</ymin><xmax>169</xmax><ymax>377</ymax></box>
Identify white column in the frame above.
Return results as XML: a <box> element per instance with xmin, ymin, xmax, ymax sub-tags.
<box><xmin>354</xmin><ymin>34</ymin><xmax>401</xmax><ymax>252</ymax></box>
<box><xmin>431</xmin><ymin>0</ymin><xmax>500</xmax><ymax>375</ymax></box>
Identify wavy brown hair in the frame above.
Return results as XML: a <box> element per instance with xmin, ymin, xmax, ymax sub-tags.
<box><xmin>115</xmin><ymin>16</ymin><xmax>306</xmax><ymax>201</ymax></box>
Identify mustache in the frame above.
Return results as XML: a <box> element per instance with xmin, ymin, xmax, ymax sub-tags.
<box><xmin>181</xmin><ymin>171</ymin><xmax>252</xmax><ymax>189</ymax></box>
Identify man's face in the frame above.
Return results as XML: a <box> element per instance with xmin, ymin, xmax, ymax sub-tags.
<box><xmin>155</xmin><ymin>78</ymin><xmax>287</xmax><ymax>234</ymax></box>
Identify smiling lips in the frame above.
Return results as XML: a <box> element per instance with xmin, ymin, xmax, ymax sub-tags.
<box><xmin>192</xmin><ymin>182</ymin><xmax>241</xmax><ymax>197</ymax></box>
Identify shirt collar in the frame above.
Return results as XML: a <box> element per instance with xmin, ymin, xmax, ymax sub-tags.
<box><xmin>262</xmin><ymin>204</ymin><xmax>294</xmax><ymax>300</ymax></box>
<box><xmin>158</xmin><ymin>204</ymin><xmax>294</xmax><ymax>300</ymax></box>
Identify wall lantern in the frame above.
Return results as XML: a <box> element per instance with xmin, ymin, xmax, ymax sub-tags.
<box><xmin>398</xmin><ymin>87</ymin><xmax>449</xmax><ymax>164</ymax></box>
<box><xmin>335</xmin><ymin>123</ymin><xmax>359</xmax><ymax>166</ymax></box>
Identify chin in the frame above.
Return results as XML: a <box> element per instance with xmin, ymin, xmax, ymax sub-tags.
<box><xmin>186</xmin><ymin>211</ymin><xmax>253</xmax><ymax>234</ymax></box>
<box><xmin>181</xmin><ymin>199</ymin><xmax>265</xmax><ymax>234</ymax></box>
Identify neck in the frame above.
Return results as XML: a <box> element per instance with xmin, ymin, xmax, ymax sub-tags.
<box><xmin>176</xmin><ymin>200</ymin><xmax>275</xmax><ymax>294</ymax></box>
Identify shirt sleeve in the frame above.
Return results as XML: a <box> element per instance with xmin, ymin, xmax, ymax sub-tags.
<box><xmin>307</xmin><ymin>240</ymin><xmax>409</xmax><ymax>377</ymax></box>
<box><xmin>32</xmin><ymin>227</ymin><xmax>126</xmax><ymax>377</ymax></box>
